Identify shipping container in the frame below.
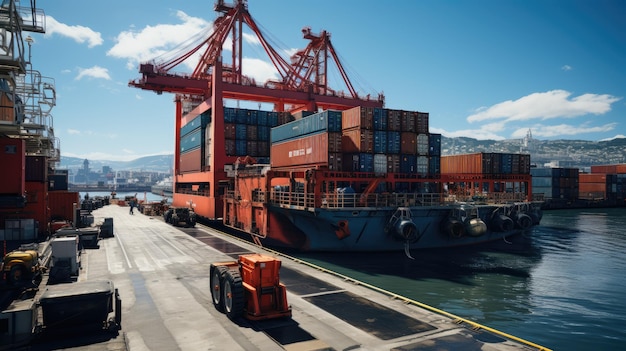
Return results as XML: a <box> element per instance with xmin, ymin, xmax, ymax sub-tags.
<box><xmin>342</xmin><ymin>128</ymin><xmax>374</xmax><ymax>153</ymax></box>
<box><xmin>180</xmin><ymin>129</ymin><xmax>204</xmax><ymax>153</ymax></box>
<box><xmin>400</xmin><ymin>132</ymin><xmax>416</xmax><ymax>154</ymax></box>
<box><xmin>235</xmin><ymin>139</ymin><xmax>247</xmax><ymax>155</ymax></box>
<box><xmin>373</xmin><ymin>108</ymin><xmax>387</xmax><ymax>130</ymax></box>
<box><xmin>416</xmin><ymin>134</ymin><xmax>429</xmax><ymax>156</ymax></box>
<box><xmin>48</xmin><ymin>191</ymin><xmax>80</xmax><ymax>221</ymax></box>
<box><xmin>342</xmin><ymin>106</ymin><xmax>373</xmax><ymax>130</ymax></box>
<box><xmin>591</xmin><ymin>164</ymin><xmax>626</xmax><ymax>174</ymax></box>
<box><xmin>400</xmin><ymin>111</ymin><xmax>416</xmax><ymax>132</ymax></box>
<box><xmin>179</xmin><ymin>148</ymin><xmax>203</xmax><ymax>173</ymax></box>
<box><xmin>387</xmin><ymin>109</ymin><xmax>401</xmax><ymax>131</ymax></box>
<box><xmin>0</xmin><ymin>138</ymin><xmax>25</xmax><ymax>194</ymax></box>
<box><xmin>181</xmin><ymin>112</ymin><xmax>210</xmax><ymax>137</ymax></box>
<box><xmin>48</xmin><ymin>174</ymin><xmax>69</xmax><ymax>191</ymax></box>
<box><xmin>387</xmin><ymin>131</ymin><xmax>401</xmax><ymax>154</ymax></box>
<box><xmin>271</xmin><ymin>110</ymin><xmax>341</xmax><ymax>143</ymax></box>
<box><xmin>271</xmin><ymin>132</ymin><xmax>331</xmax><ymax>168</ymax></box>
<box><xmin>258</xmin><ymin>141</ymin><xmax>270</xmax><ymax>157</ymax></box>
<box><xmin>25</xmin><ymin>155</ymin><xmax>46</xmax><ymax>182</ymax></box>
<box><xmin>235</xmin><ymin>123</ymin><xmax>247</xmax><ymax>140</ymax></box>
<box><xmin>428</xmin><ymin>133</ymin><xmax>441</xmax><ymax>156</ymax></box>
<box><xmin>400</xmin><ymin>154</ymin><xmax>416</xmax><ymax>173</ymax></box>
<box><xmin>429</xmin><ymin>156</ymin><xmax>441</xmax><ymax>176</ymax></box>
<box><xmin>343</xmin><ymin>153</ymin><xmax>374</xmax><ymax>173</ymax></box>
<box><xmin>328</xmin><ymin>132</ymin><xmax>342</xmax><ymax>153</ymax></box>
<box><xmin>373</xmin><ymin>130</ymin><xmax>387</xmax><ymax>153</ymax></box>
<box><xmin>373</xmin><ymin>154</ymin><xmax>387</xmax><ymax>175</ymax></box>
<box><xmin>416</xmin><ymin>112</ymin><xmax>429</xmax><ymax>134</ymax></box>
<box><xmin>246</xmin><ymin>124</ymin><xmax>258</xmax><ymax>141</ymax></box>
<box><xmin>257</xmin><ymin>125</ymin><xmax>270</xmax><ymax>141</ymax></box>
<box><xmin>247</xmin><ymin>141</ymin><xmax>258</xmax><ymax>157</ymax></box>
<box><xmin>416</xmin><ymin>156</ymin><xmax>428</xmax><ymax>176</ymax></box>
<box><xmin>328</xmin><ymin>152</ymin><xmax>342</xmax><ymax>171</ymax></box>
<box><xmin>224</xmin><ymin>123</ymin><xmax>237</xmax><ymax>139</ymax></box>
<box><xmin>387</xmin><ymin>154</ymin><xmax>400</xmax><ymax>173</ymax></box>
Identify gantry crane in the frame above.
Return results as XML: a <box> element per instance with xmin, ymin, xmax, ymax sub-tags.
<box><xmin>128</xmin><ymin>0</ymin><xmax>384</xmax><ymax>112</ymax></box>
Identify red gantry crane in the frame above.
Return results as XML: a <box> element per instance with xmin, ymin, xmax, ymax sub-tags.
<box><xmin>129</xmin><ymin>0</ymin><xmax>384</xmax><ymax>112</ymax></box>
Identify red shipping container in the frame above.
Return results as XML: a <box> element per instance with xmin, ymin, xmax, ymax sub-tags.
<box><xmin>441</xmin><ymin>153</ymin><xmax>484</xmax><ymax>174</ymax></box>
<box><xmin>342</xmin><ymin>128</ymin><xmax>373</xmax><ymax>153</ymax></box>
<box><xmin>270</xmin><ymin>132</ymin><xmax>331</xmax><ymax>168</ymax></box>
<box><xmin>400</xmin><ymin>132</ymin><xmax>416</xmax><ymax>154</ymax></box>
<box><xmin>180</xmin><ymin>148</ymin><xmax>202</xmax><ymax>173</ymax></box>
<box><xmin>0</xmin><ymin>138</ymin><xmax>25</xmax><ymax>194</ymax></box>
<box><xmin>48</xmin><ymin>190</ymin><xmax>80</xmax><ymax>221</ymax></box>
<box><xmin>342</xmin><ymin>106</ymin><xmax>373</xmax><ymax>130</ymax></box>
<box><xmin>25</xmin><ymin>155</ymin><xmax>47</xmax><ymax>182</ymax></box>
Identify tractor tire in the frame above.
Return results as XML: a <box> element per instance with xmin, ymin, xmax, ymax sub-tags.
<box><xmin>8</xmin><ymin>265</ymin><xmax>26</xmax><ymax>284</ymax></box>
<box><xmin>210</xmin><ymin>265</ymin><xmax>229</xmax><ymax>312</ymax></box>
<box><xmin>223</xmin><ymin>269</ymin><xmax>245</xmax><ymax>320</ymax></box>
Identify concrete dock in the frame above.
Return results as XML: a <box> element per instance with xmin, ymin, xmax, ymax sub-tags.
<box><xmin>3</xmin><ymin>204</ymin><xmax>550</xmax><ymax>350</ymax></box>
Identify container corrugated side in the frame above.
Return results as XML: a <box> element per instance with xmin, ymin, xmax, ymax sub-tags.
<box><xmin>374</xmin><ymin>131</ymin><xmax>387</xmax><ymax>153</ymax></box>
<box><xmin>441</xmin><ymin>153</ymin><xmax>483</xmax><ymax>174</ymax></box>
<box><xmin>342</xmin><ymin>128</ymin><xmax>374</xmax><ymax>153</ymax></box>
<box><xmin>342</xmin><ymin>106</ymin><xmax>373</xmax><ymax>130</ymax></box>
<box><xmin>416</xmin><ymin>134</ymin><xmax>429</xmax><ymax>156</ymax></box>
<box><xmin>387</xmin><ymin>109</ymin><xmax>401</xmax><ymax>131</ymax></box>
<box><xmin>428</xmin><ymin>133</ymin><xmax>441</xmax><ymax>156</ymax></box>
<box><xmin>400</xmin><ymin>111</ymin><xmax>416</xmax><ymax>132</ymax></box>
<box><xmin>25</xmin><ymin>156</ymin><xmax>46</xmax><ymax>182</ymax></box>
<box><xmin>387</xmin><ymin>131</ymin><xmax>401</xmax><ymax>154</ymax></box>
<box><xmin>400</xmin><ymin>132</ymin><xmax>416</xmax><ymax>154</ymax></box>
<box><xmin>180</xmin><ymin>148</ymin><xmax>202</xmax><ymax>172</ymax></box>
<box><xmin>0</xmin><ymin>138</ymin><xmax>25</xmax><ymax>194</ymax></box>
<box><xmin>270</xmin><ymin>132</ymin><xmax>330</xmax><ymax>168</ymax></box>
<box><xmin>373</xmin><ymin>108</ymin><xmax>387</xmax><ymax>130</ymax></box>
<box><xmin>373</xmin><ymin>154</ymin><xmax>387</xmax><ymax>175</ymax></box>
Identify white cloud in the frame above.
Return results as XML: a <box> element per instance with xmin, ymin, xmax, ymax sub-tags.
<box><xmin>67</xmin><ymin>129</ymin><xmax>81</xmax><ymax>135</ymax></box>
<box><xmin>76</xmin><ymin>66</ymin><xmax>111</xmax><ymax>80</ymax></box>
<box><xmin>108</xmin><ymin>11</ymin><xmax>211</xmax><ymax>71</ymax></box>
<box><xmin>242</xmin><ymin>58</ymin><xmax>280</xmax><ymax>82</ymax></box>
<box><xmin>468</xmin><ymin>90</ymin><xmax>621</xmax><ymax>123</ymax></box>
<box><xmin>45</xmin><ymin>16</ymin><xmax>103</xmax><ymax>48</ymax></box>
<box><xmin>562</xmin><ymin>65</ymin><xmax>572</xmax><ymax>71</ymax></box>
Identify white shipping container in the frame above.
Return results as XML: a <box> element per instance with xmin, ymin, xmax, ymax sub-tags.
<box><xmin>417</xmin><ymin>156</ymin><xmax>429</xmax><ymax>176</ymax></box>
<box><xmin>417</xmin><ymin>134</ymin><xmax>429</xmax><ymax>155</ymax></box>
<box><xmin>373</xmin><ymin>154</ymin><xmax>387</xmax><ymax>175</ymax></box>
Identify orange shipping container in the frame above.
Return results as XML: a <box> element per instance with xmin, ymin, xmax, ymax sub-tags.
<box><xmin>342</xmin><ymin>106</ymin><xmax>373</xmax><ymax>130</ymax></box>
<box><xmin>579</xmin><ymin>173</ymin><xmax>607</xmax><ymax>183</ymax></box>
<box><xmin>342</xmin><ymin>128</ymin><xmax>373</xmax><ymax>153</ymax></box>
<box><xmin>271</xmin><ymin>132</ymin><xmax>331</xmax><ymax>168</ymax></box>
<box><xmin>441</xmin><ymin>153</ymin><xmax>484</xmax><ymax>174</ymax></box>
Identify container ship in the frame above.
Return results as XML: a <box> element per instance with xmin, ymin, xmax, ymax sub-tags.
<box><xmin>1</xmin><ymin>1</ymin><xmax>79</xmax><ymax>245</ymax></box>
<box><xmin>130</xmin><ymin>0</ymin><xmax>542</xmax><ymax>252</ymax></box>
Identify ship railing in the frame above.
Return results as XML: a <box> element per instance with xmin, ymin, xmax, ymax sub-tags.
<box><xmin>268</xmin><ymin>190</ymin><xmax>447</xmax><ymax>209</ymax></box>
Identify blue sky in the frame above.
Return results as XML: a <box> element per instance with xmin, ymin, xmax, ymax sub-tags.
<box><xmin>27</xmin><ymin>0</ymin><xmax>625</xmax><ymax>161</ymax></box>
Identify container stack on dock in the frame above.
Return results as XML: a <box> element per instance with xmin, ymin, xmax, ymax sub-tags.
<box><xmin>530</xmin><ymin>167</ymin><xmax>579</xmax><ymax>201</ymax></box>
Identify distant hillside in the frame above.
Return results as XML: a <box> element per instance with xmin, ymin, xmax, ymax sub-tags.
<box><xmin>59</xmin><ymin>154</ymin><xmax>173</xmax><ymax>173</ymax></box>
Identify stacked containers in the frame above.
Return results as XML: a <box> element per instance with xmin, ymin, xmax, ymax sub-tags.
<box><xmin>441</xmin><ymin>152</ymin><xmax>531</xmax><ymax>174</ymax></box>
<box><xmin>340</xmin><ymin>107</ymin><xmax>437</xmax><ymax>178</ymax></box>
<box><xmin>531</xmin><ymin>167</ymin><xmax>579</xmax><ymax>200</ymax></box>
<box><xmin>224</xmin><ymin>107</ymin><xmax>293</xmax><ymax>160</ymax></box>
<box><xmin>270</xmin><ymin>110</ymin><xmax>342</xmax><ymax>170</ymax></box>
<box><xmin>179</xmin><ymin>111</ymin><xmax>210</xmax><ymax>172</ymax></box>
<box><xmin>579</xmin><ymin>173</ymin><xmax>618</xmax><ymax>200</ymax></box>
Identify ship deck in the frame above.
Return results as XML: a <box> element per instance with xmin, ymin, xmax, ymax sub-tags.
<box><xmin>3</xmin><ymin>204</ymin><xmax>549</xmax><ymax>351</ymax></box>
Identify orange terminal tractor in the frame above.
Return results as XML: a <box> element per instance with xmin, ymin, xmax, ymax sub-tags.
<box><xmin>210</xmin><ymin>254</ymin><xmax>291</xmax><ymax>321</ymax></box>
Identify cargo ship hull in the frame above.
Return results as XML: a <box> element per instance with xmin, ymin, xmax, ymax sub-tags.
<box><xmin>266</xmin><ymin>205</ymin><xmax>530</xmax><ymax>252</ymax></box>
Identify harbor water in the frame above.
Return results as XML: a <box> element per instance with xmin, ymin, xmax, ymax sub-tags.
<box><xmin>291</xmin><ymin>208</ymin><xmax>626</xmax><ymax>351</ymax></box>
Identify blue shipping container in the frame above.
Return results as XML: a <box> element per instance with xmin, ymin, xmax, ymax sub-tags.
<box><xmin>374</xmin><ymin>131</ymin><xmax>387</xmax><ymax>153</ymax></box>
<box><xmin>373</xmin><ymin>108</ymin><xmax>388</xmax><ymax>130</ymax></box>
<box><xmin>428</xmin><ymin>133</ymin><xmax>442</xmax><ymax>156</ymax></box>
<box><xmin>387</xmin><ymin>131</ymin><xmax>401</xmax><ymax>154</ymax></box>
<box><xmin>180</xmin><ymin>129</ymin><xmax>203</xmax><ymax>153</ymax></box>
<box><xmin>235</xmin><ymin>124</ymin><xmax>247</xmax><ymax>140</ymax></box>
<box><xmin>400</xmin><ymin>154</ymin><xmax>416</xmax><ymax>173</ymax></box>
<box><xmin>271</xmin><ymin>110</ymin><xmax>342</xmax><ymax>143</ymax></box>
